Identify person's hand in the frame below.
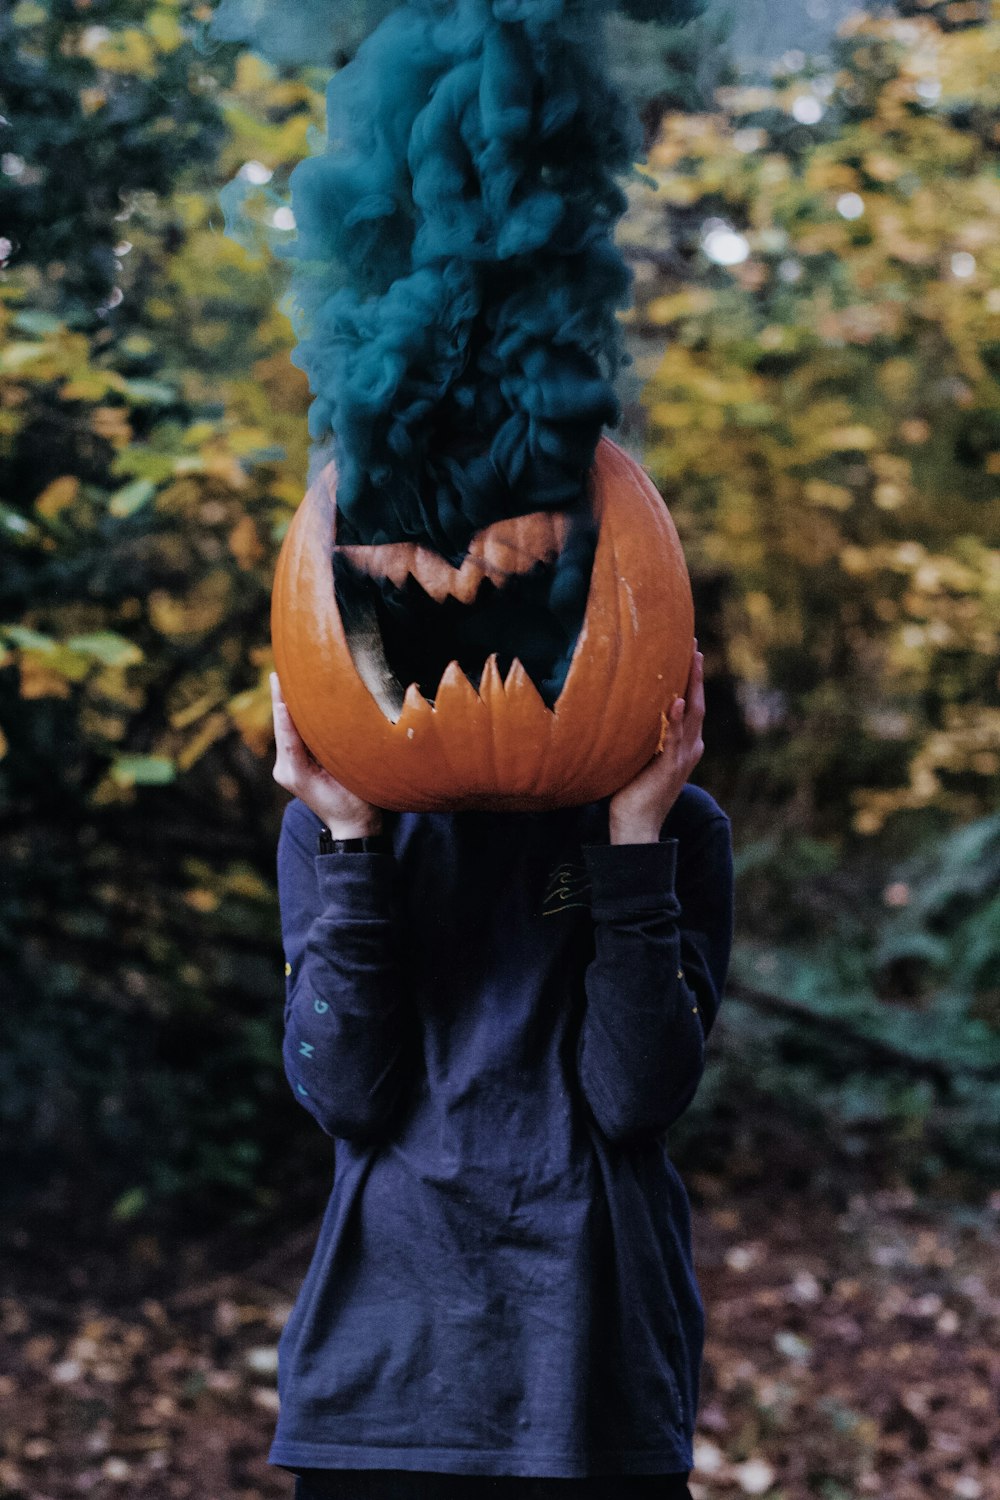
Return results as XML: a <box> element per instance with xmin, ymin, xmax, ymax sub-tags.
<box><xmin>270</xmin><ymin>672</ymin><xmax>383</xmax><ymax>838</ymax></box>
<box><xmin>608</xmin><ymin>639</ymin><xmax>705</xmax><ymax>845</ymax></box>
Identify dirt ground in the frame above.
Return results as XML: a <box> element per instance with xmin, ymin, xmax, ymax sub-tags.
<box><xmin>2</xmin><ymin>1173</ymin><xmax>998</xmax><ymax>1500</ymax></box>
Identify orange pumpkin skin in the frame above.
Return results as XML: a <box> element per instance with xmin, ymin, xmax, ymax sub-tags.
<box><xmin>271</xmin><ymin>436</ymin><xmax>694</xmax><ymax>812</ymax></box>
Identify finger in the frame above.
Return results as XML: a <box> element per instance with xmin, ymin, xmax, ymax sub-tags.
<box><xmin>273</xmin><ymin>742</ymin><xmax>310</xmax><ymax>793</ymax></box>
<box><xmin>270</xmin><ymin>696</ymin><xmax>310</xmax><ymax>780</ymax></box>
<box><xmin>269</xmin><ymin>671</ymin><xmax>291</xmax><ymax>717</ymax></box>
<box><xmin>270</xmin><ymin>673</ymin><xmax>288</xmax><ymax>736</ymax></box>
<box><xmin>270</xmin><ymin>694</ymin><xmax>298</xmax><ymax>741</ymax></box>
<box><xmin>269</xmin><ymin>676</ymin><xmax>305</xmax><ymax>747</ymax></box>
<box><xmin>689</xmin><ymin>661</ymin><xmax>706</xmax><ymax>764</ymax></box>
<box><xmin>683</xmin><ymin>644</ymin><xmax>705</xmax><ymax>722</ymax></box>
<box><xmin>683</xmin><ymin>637</ymin><xmax>700</xmax><ymax>698</ymax></box>
<box><xmin>275</xmin><ymin>726</ymin><xmax>309</xmax><ymax>771</ymax></box>
<box><xmin>691</xmin><ymin>652</ymin><xmax>706</xmax><ymax>717</ymax></box>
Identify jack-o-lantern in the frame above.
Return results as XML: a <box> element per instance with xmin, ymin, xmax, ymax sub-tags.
<box><xmin>271</xmin><ymin>436</ymin><xmax>694</xmax><ymax>812</ymax></box>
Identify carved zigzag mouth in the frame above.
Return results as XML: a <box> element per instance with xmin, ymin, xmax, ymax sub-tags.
<box><xmin>332</xmin><ymin>510</ymin><xmax>591</xmax><ymax>720</ymax></box>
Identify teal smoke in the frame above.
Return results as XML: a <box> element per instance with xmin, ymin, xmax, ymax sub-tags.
<box><xmin>212</xmin><ymin>0</ymin><xmax>702</xmax><ymax>701</ymax></box>
<box><xmin>209</xmin><ymin>0</ymin><xmax>397</xmax><ymax>65</ymax></box>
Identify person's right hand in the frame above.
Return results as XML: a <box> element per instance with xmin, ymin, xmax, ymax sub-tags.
<box><xmin>270</xmin><ymin>672</ymin><xmax>383</xmax><ymax>838</ymax></box>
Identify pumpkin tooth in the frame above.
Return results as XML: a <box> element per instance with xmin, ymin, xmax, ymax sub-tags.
<box><xmin>449</xmin><ymin>557</ymin><xmax>488</xmax><ymax>605</ymax></box>
<box><xmin>397</xmin><ymin>680</ymin><xmax>434</xmax><ymax>734</ymax></box>
<box><xmin>400</xmin><ymin>550</ymin><xmax>485</xmax><ymax>605</ymax></box>
<box><xmin>429</xmin><ymin>660</ymin><xmax>494</xmax><ymax>790</ymax></box>
<box><xmin>476</xmin><ymin>512</ymin><xmax>565</xmax><ymax>580</ymax></box>
<box><xmin>503</xmin><ymin>658</ymin><xmax>547</xmax><ymax>708</ymax></box>
<box><xmin>483</xmin><ymin>657</ymin><xmax>553</xmax><ymax>795</ymax></box>
<box><xmin>337</xmin><ymin>543</ymin><xmax>412</xmax><ymax>592</ymax></box>
<box><xmin>433</xmin><ymin>660</ymin><xmax>485</xmax><ymax>715</ymax></box>
<box><xmin>405</xmin><ymin>552</ymin><xmax>461</xmax><ymax>604</ymax></box>
<box><xmin>502</xmin><ymin>658</ymin><xmax>554</xmax><ymax>739</ymax></box>
<box><xmin>478</xmin><ymin>529</ymin><xmax>518</xmax><ymax>580</ymax></box>
<box><xmin>478</xmin><ymin>653</ymin><xmax>505</xmax><ymax>708</ymax></box>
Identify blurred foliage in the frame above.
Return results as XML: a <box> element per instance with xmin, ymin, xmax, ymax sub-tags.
<box><xmin>0</xmin><ymin>1</ymin><xmax>998</xmax><ymax>1230</ymax></box>
<box><xmin>0</xmin><ymin>0</ymin><xmax>229</xmax><ymax>316</ymax></box>
<box><xmin>0</xmin><ymin>2</ymin><xmax>321</xmax><ymax>1227</ymax></box>
<box><xmin>632</xmin><ymin>4</ymin><xmax>1000</xmax><ymax>1198</ymax></box>
<box><xmin>673</xmin><ymin>809</ymin><xmax>1000</xmax><ymax>1192</ymax></box>
<box><xmin>633</xmin><ymin>4</ymin><xmax>1000</xmax><ymax>836</ymax></box>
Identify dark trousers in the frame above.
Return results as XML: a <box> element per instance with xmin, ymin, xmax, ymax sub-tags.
<box><xmin>294</xmin><ymin>1473</ymin><xmax>694</xmax><ymax>1500</ymax></box>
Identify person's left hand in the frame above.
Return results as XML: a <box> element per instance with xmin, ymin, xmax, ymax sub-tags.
<box><xmin>608</xmin><ymin>639</ymin><xmax>705</xmax><ymax>845</ymax></box>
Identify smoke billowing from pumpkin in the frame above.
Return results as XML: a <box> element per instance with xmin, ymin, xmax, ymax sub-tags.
<box><xmin>214</xmin><ymin>0</ymin><xmax>702</xmax><ymax>705</ymax></box>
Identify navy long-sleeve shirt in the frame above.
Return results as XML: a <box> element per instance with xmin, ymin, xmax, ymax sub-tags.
<box><xmin>270</xmin><ymin>785</ymin><xmax>734</xmax><ymax>1479</ymax></box>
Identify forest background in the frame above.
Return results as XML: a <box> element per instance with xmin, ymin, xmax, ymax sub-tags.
<box><xmin>1</xmin><ymin>1</ymin><xmax>998</xmax><ymax>1497</ymax></box>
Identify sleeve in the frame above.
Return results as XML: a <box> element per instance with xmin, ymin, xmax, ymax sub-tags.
<box><xmin>277</xmin><ymin>800</ymin><xmax>414</xmax><ymax>1143</ymax></box>
<box><xmin>576</xmin><ymin>811</ymin><xmax>735</xmax><ymax>1146</ymax></box>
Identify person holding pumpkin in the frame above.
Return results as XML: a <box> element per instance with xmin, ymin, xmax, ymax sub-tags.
<box><xmin>246</xmin><ymin>0</ymin><xmax>727</xmax><ymax>1485</ymax></box>
<box><xmin>267</xmin><ymin>636</ymin><xmax>734</xmax><ymax>1500</ymax></box>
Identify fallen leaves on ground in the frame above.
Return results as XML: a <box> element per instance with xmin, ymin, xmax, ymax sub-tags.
<box><xmin>1</xmin><ymin>1182</ymin><xmax>998</xmax><ymax>1499</ymax></box>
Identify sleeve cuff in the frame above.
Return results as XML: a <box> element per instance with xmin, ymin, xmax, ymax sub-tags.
<box><xmin>314</xmin><ymin>851</ymin><xmax>394</xmax><ymax>918</ymax></box>
<box><xmin>583</xmin><ymin>838</ymin><xmax>681</xmax><ymax>921</ymax></box>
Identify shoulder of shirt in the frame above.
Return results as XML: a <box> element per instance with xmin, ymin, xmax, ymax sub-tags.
<box><xmin>666</xmin><ymin>783</ymin><xmax>731</xmax><ymax>838</ymax></box>
<box><xmin>279</xmin><ymin>789</ymin><xmax>729</xmax><ymax>849</ymax></box>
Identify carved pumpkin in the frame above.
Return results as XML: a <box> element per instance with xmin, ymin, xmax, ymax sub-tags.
<box><xmin>271</xmin><ymin>436</ymin><xmax>694</xmax><ymax>812</ymax></box>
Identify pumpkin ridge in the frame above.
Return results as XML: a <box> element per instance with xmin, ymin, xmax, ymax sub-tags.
<box><xmin>501</xmin><ymin>658</ymin><xmax>557</xmax><ymax>798</ymax></box>
<box><xmin>477</xmin><ymin>653</ymin><xmax>504</xmax><ymax>792</ymax></box>
<box><xmin>571</xmin><ymin>473</ymin><xmax>633</xmax><ymax>794</ymax></box>
<box><xmin>394</xmin><ymin>692</ymin><xmax>455</xmax><ymax>795</ymax></box>
<box><xmin>546</xmin><ymin>444</ymin><xmax>618</xmax><ymax>795</ymax></box>
<box><xmin>427</xmin><ymin>661</ymin><xmax>493</xmax><ymax>793</ymax></box>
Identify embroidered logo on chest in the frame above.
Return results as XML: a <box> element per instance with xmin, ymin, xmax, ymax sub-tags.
<box><xmin>541</xmin><ymin>860</ymin><xmax>592</xmax><ymax>917</ymax></box>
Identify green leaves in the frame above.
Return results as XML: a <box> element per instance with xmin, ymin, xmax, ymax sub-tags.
<box><xmin>108</xmin><ymin>480</ymin><xmax>158</xmax><ymax>518</ymax></box>
<box><xmin>2</xmin><ymin>626</ymin><xmax>143</xmax><ymax>671</ymax></box>
<box><xmin>65</xmin><ymin>633</ymin><xmax>144</xmax><ymax>668</ymax></box>
<box><xmin>110</xmin><ymin>755</ymin><xmax>176</xmax><ymax>787</ymax></box>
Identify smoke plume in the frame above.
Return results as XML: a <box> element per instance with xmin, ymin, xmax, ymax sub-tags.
<box><xmin>212</xmin><ymin>0</ymin><xmax>702</xmax><ymax>703</ymax></box>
